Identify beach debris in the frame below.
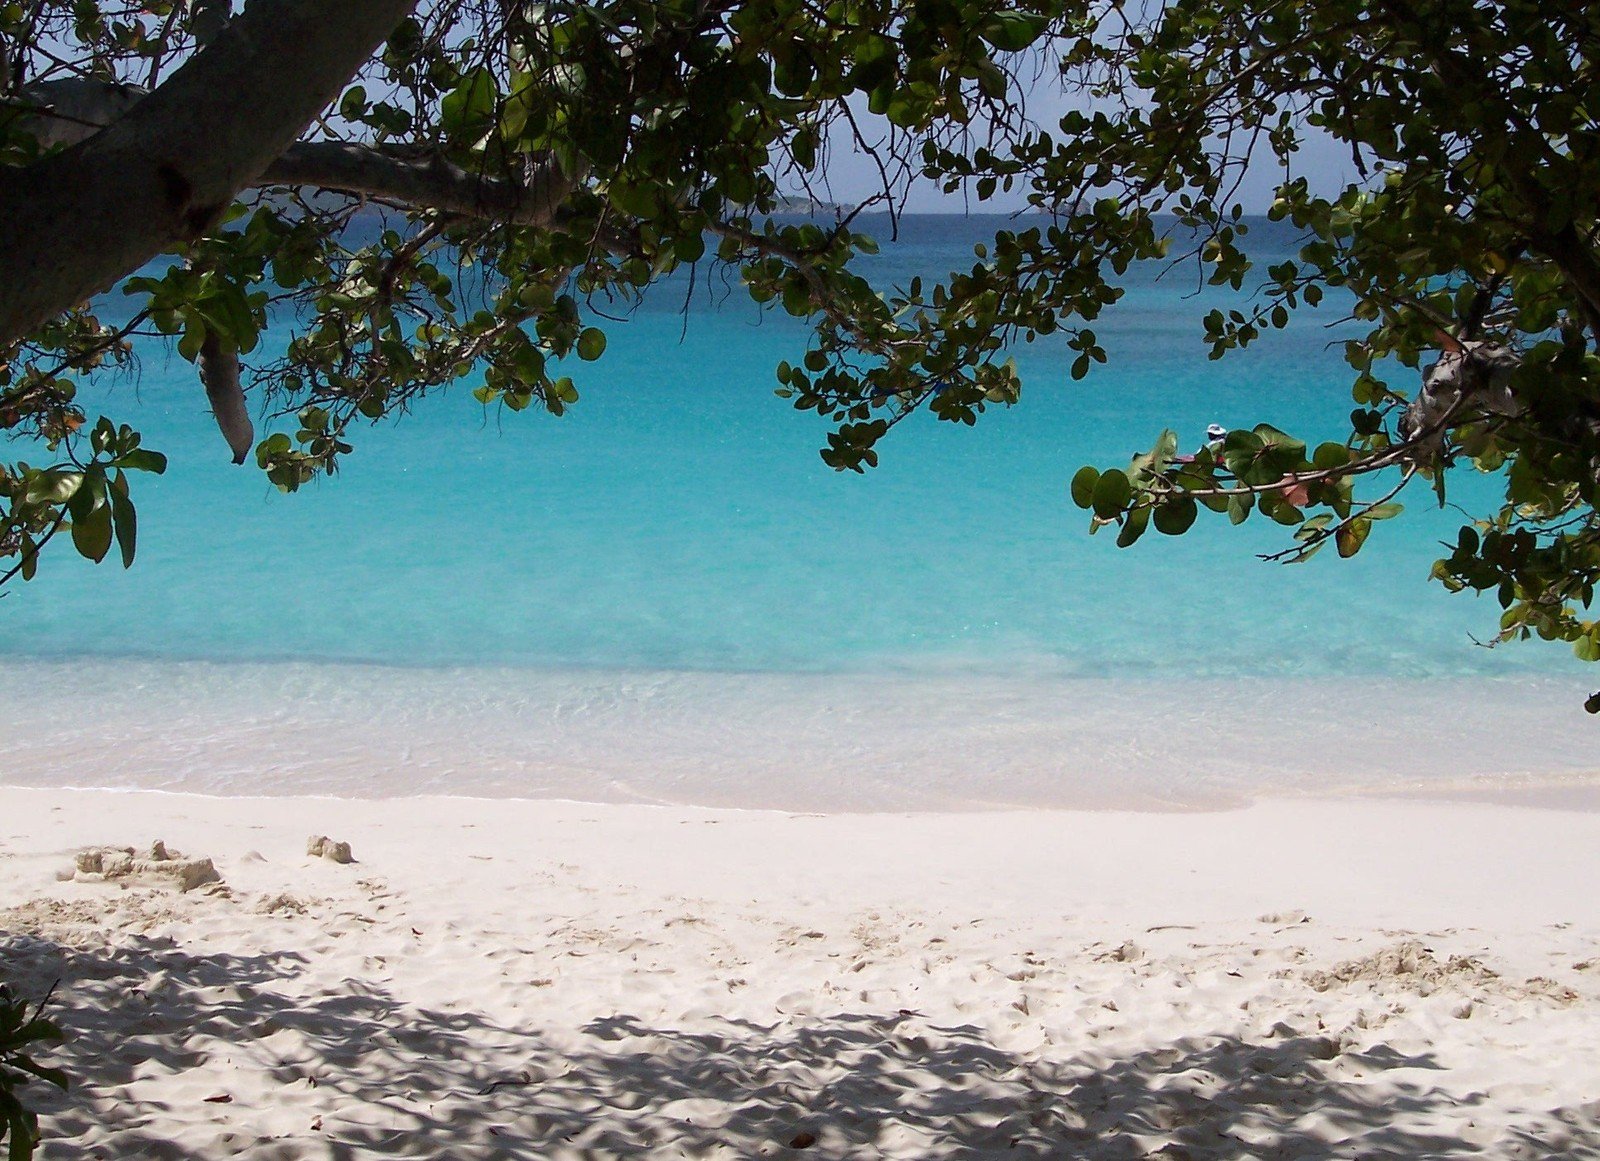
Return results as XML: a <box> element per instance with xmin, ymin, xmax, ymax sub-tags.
<box><xmin>788</xmin><ymin>1130</ymin><xmax>817</xmax><ymax>1149</ymax></box>
<box><xmin>255</xmin><ymin>893</ymin><xmax>310</xmax><ymax>916</ymax></box>
<box><xmin>203</xmin><ymin>1093</ymin><xmax>233</xmax><ymax>1104</ymax></box>
<box><xmin>70</xmin><ymin>843</ymin><xmax>221</xmax><ymax>892</ymax></box>
<box><xmin>1304</xmin><ymin>941</ymin><xmax>1495</xmax><ymax>995</ymax></box>
<box><xmin>306</xmin><ymin>835</ymin><xmax>355</xmax><ymax>864</ymax></box>
<box><xmin>1100</xmin><ymin>940</ymin><xmax>1143</xmax><ymax>963</ymax></box>
<box><xmin>1258</xmin><ymin>910</ymin><xmax>1310</xmax><ymax>926</ymax></box>
<box><xmin>477</xmin><ymin>1070</ymin><xmax>535</xmax><ymax>1095</ymax></box>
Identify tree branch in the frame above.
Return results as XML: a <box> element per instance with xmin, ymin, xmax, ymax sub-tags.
<box><xmin>0</xmin><ymin>0</ymin><xmax>419</xmax><ymax>351</ymax></box>
<box><xmin>256</xmin><ymin>142</ymin><xmax>574</xmax><ymax>228</ymax></box>
<box><xmin>4</xmin><ymin>77</ymin><xmax>579</xmax><ymax>233</ymax></box>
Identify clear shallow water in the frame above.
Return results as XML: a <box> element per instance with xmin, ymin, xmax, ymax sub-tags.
<box><xmin>0</xmin><ymin>216</ymin><xmax>1592</xmax><ymax>807</ymax></box>
<box><xmin>0</xmin><ymin>657</ymin><xmax>1594</xmax><ymax>810</ymax></box>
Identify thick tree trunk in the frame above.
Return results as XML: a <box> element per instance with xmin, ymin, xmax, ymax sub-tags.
<box><xmin>0</xmin><ymin>0</ymin><xmax>417</xmax><ymax>349</ymax></box>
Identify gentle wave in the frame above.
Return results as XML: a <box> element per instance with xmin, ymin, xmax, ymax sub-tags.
<box><xmin>1</xmin><ymin>657</ymin><xmax>1592</xmax><ymax>810</ymax></box>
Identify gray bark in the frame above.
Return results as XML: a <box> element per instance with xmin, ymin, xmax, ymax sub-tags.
<box><xmin>1400</xmin><ymin>341</ymin><xmax>1522</xmax><ymax>453</ymax></box>
<box><xmin>0</xmin><ymin>0</ymin><xmax>418</xmax><ymax>350</ymax></box>
<box><xmin>13</xmin><ymin>79</ymin><xmax>148</xmax><ymax>149</ymax></box>
<box><xmin>257</xmin><ymin>142</ymin><xmax>574</xmax><ymax>227</ymax></box>
<box><xmin>7</xmin><ymin>82</ymin><xmax>574</xmax><ymax>228</ymax></box>
<box><xmin>198</xmin><ymin>333</ymin><xmax>252</xmax><ymax>464</ymax></box>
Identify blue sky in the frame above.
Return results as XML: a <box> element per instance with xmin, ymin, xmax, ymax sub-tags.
<box><xmin>810</xmin><ymin>87</ymin><xmax>1360</xmax><ymax>214</ymax></box>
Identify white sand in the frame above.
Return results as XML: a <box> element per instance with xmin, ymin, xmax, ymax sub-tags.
<box><xmin>3</xmin><ymin>787</ymin><xmax>1600</xmax><ymax>1158</ymax></box>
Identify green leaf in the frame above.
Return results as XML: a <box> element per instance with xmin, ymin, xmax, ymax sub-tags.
<box><xmin>111</xmin><ymin>490</ymin><xmax>137</xmax><ymax>569</ymax></box>
<box><xmin>500</xmin><ymin>69</ymin><xmax>536</xmax><ymax>140</ymax></box>
<box><xmin>1312</xmin><ymin>442</ymin><xmax>1350</xmax><ymax>470</ymax></box>
<box><xmin>1335</xmin><ymin>518</ymin><xmax>1372</xmax><ymax>558</ymax></box>
<box><xmin>980</xmin><ymin>11</ymin><xmax>1048</xmax><ymax>51</ymax></box>
<box><xmin>674</xmin><ymin>232</ymin><xmax>706</xmax><ymax>263</ymax></box>
<box><xmin>1115</xmin><ymin>506</ymin><xmax>1149</xmax><ymax>547</ymax></box>
<box><xmin>112</xmin><ymin>449</ymin><xmax>167</xmax><ymax>475</ymax></box>
<box><xmin>340</xmin><ymin>85</ymin><xmax>366</xmax><ymax>118</ymax></box>
<box><xmin>70</xmin><ymin>501</ymin><xmax>113</xmax><ymax>563</ymax></box>
<box><xmin>1266</xmin><ymin>495</ymin><xmax>1303</xmax><ymax>526</ymax></box>
<box><xmin>9</xmin><ymin>1050</ymin><xmax>66</xmax><ymax>1092</ymax></box>
<box><xmin>440</xmin><ymin>67</ymin><xmax>497</xmax><ymax>139</ymax></box>
<box><xmin>90</xmin><ymin>416</ymin><xmax>115</xmax><ymax>455</ymax></box>
<box><xmin>7</xmin><ymin>1106</ymin><xmax>36</xmax><ymax>1161</ymax></box>
<box><xmin>1153</xmin><ymin>496</ymin><xmax>1197</xmax><ymax>535</ymax></box>
<box><xmin>22</xmin><ymin>471</ymin><xmax>79</xmax><ymax>507</ymax></box>
<box><xmin>1091</xmin><ymin>468</ymin><xmax>1131</xmax><ymax>519</ymax></box>
<box><xmin>255</xmin><ymin>432</ymin><xmax>291</xmax><ymax>468</ymax></box>
<box><xmin>610</xmin><ymin>181</ymin><xmax>662</xmax><ymax>219</ymax></box>
<box><xmin>207</xmin><ymin>283</ymin><xmax>260</xmax><ymax>353</ymax></box>
<box><xmin>65</xmin><ymin>470</ymin><xmax>101</xmax><ymax>523</ymax></box>
<box><xmin>177</xmin><ymin>318</ymin><xmax>206</xmax><ymax>363</ymax></box>
<box><xmin>576</xmin><ymin>328</ymin><xmax>607</xmax><ymax>361</ymax></box>
<box><xmin>1251</xmin><ymin>424</ymin><xmax>1305</xmax><ymax>456</ymax></box>
<box><xmin>1069</xmin><ymin>466</ymin><xmax>1100</xmax><ymax>509</ymax></box>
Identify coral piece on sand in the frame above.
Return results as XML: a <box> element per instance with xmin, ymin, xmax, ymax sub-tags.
<box><xmin>306</xmin><ymin>835</ymin><xmax>355</xmax><ymax>864</ymax></box>
<box><xmin>71</xmin><ymin>843</ymin><xmax>221</xmax><ymax>892</ymax></box>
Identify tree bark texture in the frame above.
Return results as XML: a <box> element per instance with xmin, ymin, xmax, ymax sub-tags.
<box><xmin>258</xmin><ymin>142</ymin><xmax>573</xmax><ymax>227</ymax></box>
<box><xmin>0</xmin><ymin>0</ymin><xmax>418</xmax><ymax>350</ymax></box>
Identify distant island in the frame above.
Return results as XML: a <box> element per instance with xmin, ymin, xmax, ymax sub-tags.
<box><xmin>771</xmin><ymin>194</ymin><xmax>846</xmax><ymax>215</ymax></box>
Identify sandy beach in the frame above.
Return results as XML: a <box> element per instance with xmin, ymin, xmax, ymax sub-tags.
<box><xmin>3</xmin><ymin>787</ymin><xmax>1599</xmax><ymax>1158</ymax></box>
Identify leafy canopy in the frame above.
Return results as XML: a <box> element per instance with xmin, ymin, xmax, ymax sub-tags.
<box><xmin>0</xmin><ymin>0</ymin><xmax>1597</xmax><ymax>663</ymax></box>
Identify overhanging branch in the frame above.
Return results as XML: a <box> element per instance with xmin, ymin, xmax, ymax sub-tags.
<box><xmin>0</xmin><ymin>0</ymin><xmax>419</xmax><ymax>350</ymax></box>
<box><xmin>256</xmin><ymin>143</ymin><xmax>574</xmax><ymax>228</ymax></box>
<box><xmin>2</xmin><ymin>76</ymin><xmax>578</xmax><ymax>228</ymax></box>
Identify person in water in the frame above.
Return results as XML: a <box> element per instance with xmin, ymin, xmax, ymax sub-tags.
<box><xmin>1173</xmin><ymin>423</ymin><xmax>1227</xmax><ymax>464</ymax></box>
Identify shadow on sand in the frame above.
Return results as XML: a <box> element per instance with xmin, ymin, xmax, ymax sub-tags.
<box><xmin>4</xmin><ymin>931</ymin><xmax>1598</xmax><ymax>1159</ymax></box>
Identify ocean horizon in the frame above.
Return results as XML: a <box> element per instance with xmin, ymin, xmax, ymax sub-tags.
<box><xmin>1</xmin><ymin>214</ymin><xmax>1592</xmax><ymax>808</ymax></box>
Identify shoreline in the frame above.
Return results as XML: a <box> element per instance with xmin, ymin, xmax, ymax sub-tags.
<box><xmin>7</xmin><ymin>771</ymin><xmax>1600</xmax><ymax>814</ymax></box>
<box><xmin>0</xmin><ymin>658</ymin><xmax>1595</xmax><ymax>810</ymax></box>
<box><xmin>4</xmin><ymin>787</ymin><xmax>1600</xmax><ymax>1156</ymax></box>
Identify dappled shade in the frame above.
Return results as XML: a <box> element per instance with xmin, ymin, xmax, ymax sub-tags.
<box><xmin>6</xmin><ymin>930</ymin><xmax>1597</xmax><ymax>1159</ymax></box>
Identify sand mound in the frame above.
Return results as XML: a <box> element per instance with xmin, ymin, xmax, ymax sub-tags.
<box><xmin>1304</xmin><ymin>941</ymin><xmax>1583</xmax><ymax>1005</ymax></box>
<box><xmin>67</xmin><ymin>842</ymin><xmax>221</xmax><ymax>893</ymax></box>
<box><xmin>1304</xmin><ymin>940</ymin><xmax>1495</xmax><ymax>994</ymax></box>
<box><xmin>306</xmin><ymin>835</ymin><xmax>355</xmax><ymax>864</ymax></box>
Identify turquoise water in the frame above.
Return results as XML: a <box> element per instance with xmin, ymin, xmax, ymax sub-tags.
<box><xmin>0</xmin><ymin>216</ymin><xmax>1592</xmax><ymax>806</ymax></box>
